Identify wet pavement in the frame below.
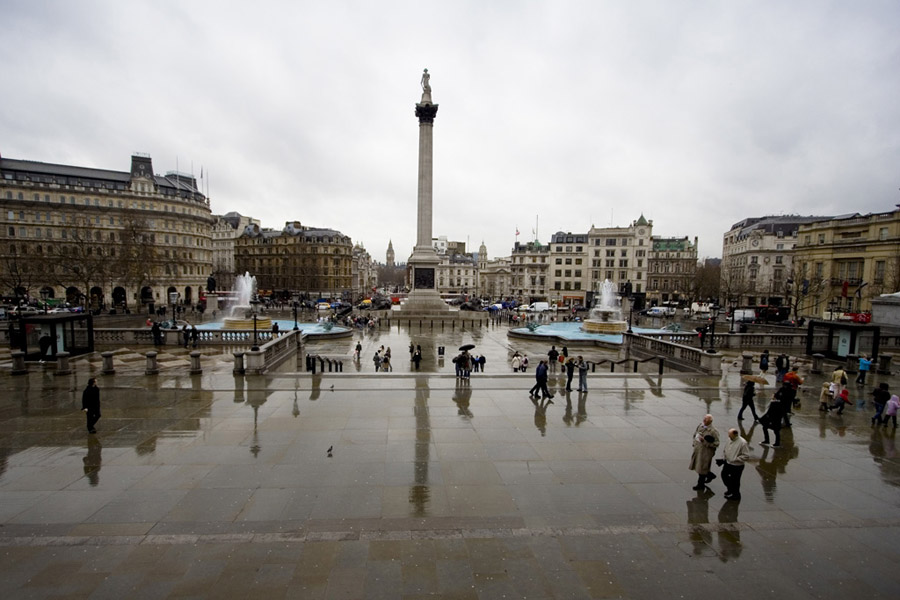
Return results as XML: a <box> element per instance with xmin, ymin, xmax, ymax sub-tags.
<box><xmin>0</xmin><ymin>323</ymin><xmax>898</xmax><ymax>599</ymax></box>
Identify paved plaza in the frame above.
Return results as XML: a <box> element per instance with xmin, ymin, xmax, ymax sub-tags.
<box><xmin>0</xmin><ymin>323</ymin><xmax>898</xmax><ymax>599</ymax></box>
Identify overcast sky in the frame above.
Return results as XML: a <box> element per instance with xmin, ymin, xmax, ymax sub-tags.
<box><xmin>2</xmin><ymin>0</ymin><xmax>899</xmax><ymax>262</ymax></box>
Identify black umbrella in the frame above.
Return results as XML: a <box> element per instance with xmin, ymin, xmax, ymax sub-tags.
<box><xmin>459</xmin><ymin>344</ymin><xmax>475</xmax><ymax>351</ymax></box>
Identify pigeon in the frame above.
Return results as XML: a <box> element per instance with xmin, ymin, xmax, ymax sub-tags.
<box><xmin>327</xmin><ymin>445</ymin><xmax>333</xmax><ymax>455</ymax></box>
<box><xmin>330</xmin><ymin>384</ymin><xmax>334</xmax><ymax>391</ymax></box>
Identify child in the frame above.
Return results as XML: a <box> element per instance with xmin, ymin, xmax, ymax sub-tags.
<box><xmin>818</xmin><ymin>382</ymin><xmax>832</xmax><ymax>412</ymax></box>
<box><xmin>830</xmin><ymin>388</ymin><xmax>850</xmax><ymax>415</ymax></box>
<box><xmin>884</xmin><ymin>394</ymin><xmax>900</xmax><ymax>428</ymax></box>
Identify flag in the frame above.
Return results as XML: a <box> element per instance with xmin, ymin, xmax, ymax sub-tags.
<box><xmin>515</xmin><ymin>228</ymin><xmax>520</xmax><ymax>236</ymax></box>
<box><xmin>841</xmin><ymin>281</ymin><xmax>849</xmax><ymax>297</ymax></box>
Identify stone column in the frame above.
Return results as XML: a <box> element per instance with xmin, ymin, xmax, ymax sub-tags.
<box><xmin>145</xmin><ymin>351</ymin><xmax>159</xmax><ymax>375</ymax></box>
<box><xmin>101</xmin><ymin>352</ymin><xmax>115</xmax><ymax>375</ymax></box>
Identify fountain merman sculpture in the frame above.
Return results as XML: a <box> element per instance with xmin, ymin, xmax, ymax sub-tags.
<box><xmin>582</xmin><ymin>280</ymin><xmax>628</xmax><ymax>334</ymax></box>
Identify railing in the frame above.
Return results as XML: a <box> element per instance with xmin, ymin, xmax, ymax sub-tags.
<box><xmin>91</xmin><ymin>328</ymin><xmax>288</xmax><ymax>346</ymax></box>
<box><xmin>628</xmin><ymin>334</ymin><xmax>721</xmax><ymax>375</ymax></box>
<box><xmin>245</xmin><ymin>330</ymin><xmax>300</xmax><ymax>375</ymax></box>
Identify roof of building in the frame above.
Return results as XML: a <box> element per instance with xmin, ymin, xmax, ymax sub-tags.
<box><xmin>550</xmin><ymin>231</ymin><xmax>588</xmax><ymax>243</ymax></box>
<box><xmin>0</xmin><ymin>156</ymin><xmax>205</xmax><ymax>198</ymax></box>
<box><xmin>727</xmin><ymin>215</ymin><xmax>829</xmax><ymax>239</ymax></box>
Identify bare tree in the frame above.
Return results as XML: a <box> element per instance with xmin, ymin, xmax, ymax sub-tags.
<box><xmin>0</xmin><ymin>243</ymin><xmax>43</xmax><ymax>303</ymax></box>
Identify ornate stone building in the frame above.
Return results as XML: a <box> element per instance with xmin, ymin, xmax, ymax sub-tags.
<box><xmin>586</xmin><ymin>215</ymin><xmax>653</xmax><ymax>303</ymax></box>
<box><xmin>793</xmin><ymin>208</ymin><xmax>900</xmax><ymax>316</ymax></box>
<box><xmin>0</xmin><ymin>153</ymin><xmax>213</xmax><ymax>311</ymax></box>
<box><xmin>721</xmin><ymin>215</ymin><xmax>826</xmax><ymax>308</ymax></box>
<box><xmin>352</xmin><ymin>244</ymin><xmax>377</xmax><ymax>301</ymax></box>
<box><xmin>548</xmin><ymin>231</ymin><xmax>589</xmax><ymax>307</ymax></box>
<box><xmin>234</xmin><ymin>221</ymin><xmax>353</xmax><ymax>299</ymax></box>
<box><xmin>510</xmin><ymin>240</ymin><xmax>549</xmax><ymax>303</ymax></box>
<box><xmin>647</xmin><ymin>236</ymin><xmax>699</xmax><ymax>306</ymax></box>
<box><xmin>477</xmin><ymin>242</ymin><xmax>511</xmax><ymax>301</ymax></box>
<box><xmin>385</xmin><ymin>240</ymin><xmax>395</xmax><ymax>267</ymax></box>
<box><xmin>211</xmin><ymin>211</ymin><xmax>260</xmax><ymax>293</ymax></box>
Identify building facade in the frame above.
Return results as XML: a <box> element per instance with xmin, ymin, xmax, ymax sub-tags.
<box><xmin>586</xmin><ymin>215</ymin><xmax>653</xmax><ymax>303</ymax></box>
<box><xmin>721</xmin><ymin>215</ymin><xmax>826</xmax><ymax>308</ymax></box>
<box><xmin>437</xmin><ymin>252</ymin><xmax>478</xmax><ymax>296</ymax></box>
<box><xmin>234</xmin><ymin>221</ymin><xmax>354</xmax><ymax>299</ymax></box>
<box><xmin>510</xmin><ymin>241</ymin><xmax>549</xmax><ymax>303</ymax></box>
<box><xmin>0</xmin><ymin>153</ymin><xmax>213</xmax><ymax>311</ymax></box>
<box><xmin>646</xmin><ymin>236</ymin><xmax>699</xmax><ymax>306</ymax></box>
<box><xmin>477</xmin><ymin>242</ymin><xmax>511</xmax><ymax>301</ymax></box>
<box><xmin>352</xmin><ymin>244</ymin><xmax>377</xmax><ymax>301</ymax></box>
<box><xmin>793</xmin><ymin>208</ymin><xmax>900</xmax><ymax>317</ymax></box>
<box><xmin>211</xmin><ymin>211</ymin><xmax>260</xmax><ymax>293</ymax></box>
<box><xmin>547</xmin><ymin>231</ymin><xmax>589</xmax><ymax>307</ymax></box>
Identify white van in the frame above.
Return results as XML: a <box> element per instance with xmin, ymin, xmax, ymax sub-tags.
<box><xmin>531</xmin><ymin>302</ymin><xmax>550</xmax><ymax>313</ymax></box>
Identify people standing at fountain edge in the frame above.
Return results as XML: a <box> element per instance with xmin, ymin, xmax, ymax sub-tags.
<box><xmin>575</xmin><ymin>356</ymin><xmax>589</xmax><ymax>392</ymax></box>
<box><xmin>548</xmin><ymin>346</ymin><xmax>559</xmax><ymax>373</ymax></box>
<box><xmin>717</xmin><ymin>428</ymin><xmax>751</xmax><ymax>500</ymax></box>
<box><xmin>81</xmin><ymin>378</ymin><xmax>101</xmax><ymax>434</ymax></box>
<box><xmin>564</xmin><ymin>358</ymin><xmax>576</xmax><ymax>392</ymax></box>
<box><xmin>871</xmin><ymin>382</ymin><xmax>890</xmax><ymax>426</ymax></box>
<box><xmin>759</xmin><ymin>350</ymin><xmax>769</xmax><ymax>375</ymax></box>
<box><xmin>774</xmin><ymin>353</ymin><xmax>789</xmax><ymax>383</ymax></box>
<box><xmin>857</xmin><ymin>356</ymin><xmax>872</xmax><ymax>385</ymax></box>
<box><xmin>884</xmin><ymin>394</ymin><xmax>900</xmax><ymax>427</ymax></box>
<box><xmin>689</xmin><ymin>414</ymin><xmax>720</xmax><ymax>490</ymax></box>
<box><xmin>737</xmin><ymin>380</ymin><xmax>759</xmax><ymax>422</ymax></box>
<box><xmin>271</xmin><ymin>322</ymin><xmax>279</xmax><ymax>335</ymax></box>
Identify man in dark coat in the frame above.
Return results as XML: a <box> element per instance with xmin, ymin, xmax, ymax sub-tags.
<box><xmin>81</xmin><ymin>378</ymin><xmax>101</xmax><ymax>434</ymax></box>
<box><xmin>529</xmin><ymin>360</ymin><xmax>553</xmax><ymax>400</ymax></box>
<box><xmin>564</xmin><ymin>358</ymin><xmax>576</xmax><ymax>392</ymax></box>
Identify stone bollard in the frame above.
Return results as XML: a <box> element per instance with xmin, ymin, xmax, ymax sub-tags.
<box><xmin>740</xmin><ymin>352</ymin><xmax>754</xmax><ymax>375</ymax></box>
<box><xmin>233</xmin><ymin>352</ymin><xmax>245</xmax><ymax>375</ymax></box>
<box><xmin>190</xmin><ymin>351</ymin><xmax>202</xmax><ymax>375</ymax></box>
<box><xmin>11</xmin><ymin>350</ymin><xmax>27</xmax><ymax>376</ymax></box>
<box><xmin>877</xmin><ymin>353</ymin><xmax>893</xmax><ymax>375</ymax></box>
<box><xmin>810</xmin><ymin>353</ymin><xmax>825</xmax><ymax>375</ymax></box>
<box><xmin>145</xmin><ymin>351</ymin><xmax>159</xmax><ymax>375</ymax></box>
<box><xmin>56</xmin><ymin>351</ymin><xmax>71</xmax><ymax>376</ymax></box>
<box><xmin>845</xmin><ymin>354</ymin><xmax>859</xmax><ymax>374</ymax></box>
<box><xmin>101</xmin><ymin>351</ymin><xmax>115</xmax><ymax>375</ymax></box>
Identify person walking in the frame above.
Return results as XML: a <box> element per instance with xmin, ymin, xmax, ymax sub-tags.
<box><xmin>689</xmin><ymin>414</ymin><xmax>720</xmax><ymax>490</ymax></box>
<box><xmin>354</xmin><ymin>341</ymin><xmax>362</xmax><ymax>360</ymax></box>
<box><xmin>182</xmin><ymin>324</ymin><xmax>190</xmax><ymax>348</ymax></box>
<box><xmin>576</xmin><ymin>356</ymin><xmax>588</xmax><ymax>392</ymax></box>
<box><xmin>818</xmin><ymin>382</ymin><xmax>833</xmax><ymax>412</ymax></box>
<box><xmin>737</xmin><ymin>380</ymin><xmax>759</xmax><ymax>421</ymax></box>
<box><xmin>478</xmin><ymin>355</ymin><xmax>486</xmax><ymax>372</ymax></box>
<box><xmin>190</xmin><ymin>325</ymin><xmax>199</xmax><ymax>348</ymax></box>
<box><xmin>774</xmin><ymin>353</ymin><xmax>789</xmax><ymax>383</ymax></box>
<box><xmin>831</xmin><ymin>365</ymin><xmax>848</xmax><ymax>399</ymax></box>
<box><xmin>884</xmin><ymin>394</ymin><xmax>900</xmax><ymax>428</ymax></box>
<box><xmin>530</xmin><ymin>360</ymin><xmax>553</xmax><ymax>400</ymax></box>
<box><xmin>759</xmin><ymin>350</ymin><xmax>769</xmax><ymax>375</ymax></box>
<box><xmin>717</xmin><ymin>428</ymin><xmax>751</xmax><ymax>500</ymax></box>
<box><xmin>773</xmin><ymin>381</ymin><xmax>796</xmax><ymax>428</ymax></box>
<box><xmin>857</xmin><ymin>356</ymin><xmax>872</xmax><ymax>385</ymax></box>
<box><xmin>81</xmin><ymin>378</ymin><xmax>101</xmax><ymax>434</ymax></box>
<box><xmin>759</xmin><ymin>390</ymin><xmax>788</xmax><ymax>447</ymax></box>
<box><xmin>521</xmin><ymin>354</ymin><xmax>529</xmax><ymax>373</ymax></box>
<box><xmin>871</xmin><ymin>382</ymin><xmax>890</xmax><ymax>426</ymax></box>
<box><xmin>829</xmin><ymin>388</ymin><xmax>850</xmax><ymax>415</ymax></box>
<box><xmin>412</xmin><ymin>349</ymin><xmax>422</xmax><ymax>371</ymax></box>
<box><xmin>564</xmin><ymin>357</ymin><xmax>576</xmax><ymax>392</ymax></box>
<box><xmin>151</xmin><ymin>321</ymin><xmax>162</xmax><ymax>346</ymax></box>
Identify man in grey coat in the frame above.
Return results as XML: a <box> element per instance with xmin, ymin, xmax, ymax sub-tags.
<box><xmin>689</xmin><ymin>414</ymin><xmax>720</xmax><ymax>490</ymax></box>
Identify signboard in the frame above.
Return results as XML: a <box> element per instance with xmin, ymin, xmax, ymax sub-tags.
<box><xmin>836</xmin><ymin>330</ymin><xmax>851</xmax><ymax>357</ymax></box>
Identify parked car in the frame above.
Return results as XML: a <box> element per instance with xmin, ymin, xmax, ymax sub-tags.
<box><xmin>316</xmin><ymin>302</ymin><xmax>331</xmax><ymax>311</ymax></box>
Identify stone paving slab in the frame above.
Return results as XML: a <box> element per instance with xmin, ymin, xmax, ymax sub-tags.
<box><xmin>0</xmin><ymin>324</ymin><xmax>898</xmax><ymax>598</ymax></box>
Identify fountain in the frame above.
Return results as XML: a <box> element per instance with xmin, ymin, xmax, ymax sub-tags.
<box><xmin>221</xmin><ymin>272</ymin><xmax>272</xmax><ymax>330</ymax></box>
<box><xmin>582</xmin><ymin>279</ymin><xmax>628</xmax><ymax>334</ymax></box>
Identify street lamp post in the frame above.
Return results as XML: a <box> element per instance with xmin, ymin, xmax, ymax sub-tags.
<box><xmin>250</xmin><ymin>296</ymin><xmax>260</xmax><ymax>351</ymax></box>
<box><xmin>292</xmin><ymin>293</ymin><xmax>299</xmax><ymax>331</ymax></box>
<box><xmin>707</xmin><ymin>308</ymin><xmax>718</xmax><ymax>353</ymax></box>
<box><xmin>729</xmin><ymin>298</ymin><xmax>737</xmax><ymax>333</ymax></box>
<box><xmin>39</xmin><ymin>289</ymin><xmax>49</xmax><ymax>313</ymax></box>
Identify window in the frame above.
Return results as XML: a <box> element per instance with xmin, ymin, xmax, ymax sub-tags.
<box><xmin>565</xmin><ymin>258</ymin><xmax>572</xmax><ymax>265</ymax></box>
<box><xmin>606</xmin><ymin>250</ymin><xmax>615</xmax><ymax>257</ymax></box>
<box><xmin>875</xmin><ymin>260</ymin><xmax>885</xmax><ymax>283</ymax></box>
<box><xmin>818</xmin><ymin>234</ymin><xmax>825</xmax><ymax>244</ymax></box>
<box><xmin>555</xmin><ymin>258</ymin><xmax>562</xmax><ymax>264</ymax></box>
<box><xmin>574</xmin><ymin>270</ymin><xmax>581</xmax><ymax>277</ymax></box>
<box><xmin>606</xmin><ymin>239</ymin><xmax>616</xmax><ymax>246</ymax></box>
<box><xmin>555</xmin><ymin>270</ymin><xmax>562</xmax><ymax>277</ymax></box>
<box><xmin>751</xmin><ymin>256</ymin><xmax>758</xmax><ymax>264</ymax></box>
<box><xmin>775</xmin><ymin>256</ymin><xmax>783</xmax><ymax>264</ymax></box>
<box><xmin>880</xmin><ymin>227</ymin><xmax>889</xmax><ymax>241</ymax></box>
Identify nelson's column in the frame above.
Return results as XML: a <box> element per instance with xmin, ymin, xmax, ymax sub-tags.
<box><xmin>403</xmin><ymin>68</ymin><xmax>449</xmax><ymax>313</ymax></box>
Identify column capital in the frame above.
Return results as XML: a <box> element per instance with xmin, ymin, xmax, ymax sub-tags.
<box><xmin>415</xmin><ymin>103</ymin><xmax>439</xmax><ymax>124</ymax></box>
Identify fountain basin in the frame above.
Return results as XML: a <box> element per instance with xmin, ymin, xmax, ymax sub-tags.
<box><xmin>222</xmin><ymin>316</ymin><xmax>273</xmax><ymax>330</ymax></box>
<box><xmin>581</xmin><ymin>319</ymin><xmax>628</xmax><ymax>334</ymax></box>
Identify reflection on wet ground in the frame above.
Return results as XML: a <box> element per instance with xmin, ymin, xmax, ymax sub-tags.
<box><xmin>0</xmin><ymin>324</ymin><xmax>899</xmax><ymax>598</ymax></box>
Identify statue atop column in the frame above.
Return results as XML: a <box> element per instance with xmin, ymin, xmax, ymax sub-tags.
<box><xmin>420</xmin><ymin>68</ymin><xmax>432</xmax><ymax>105</ymax></box>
